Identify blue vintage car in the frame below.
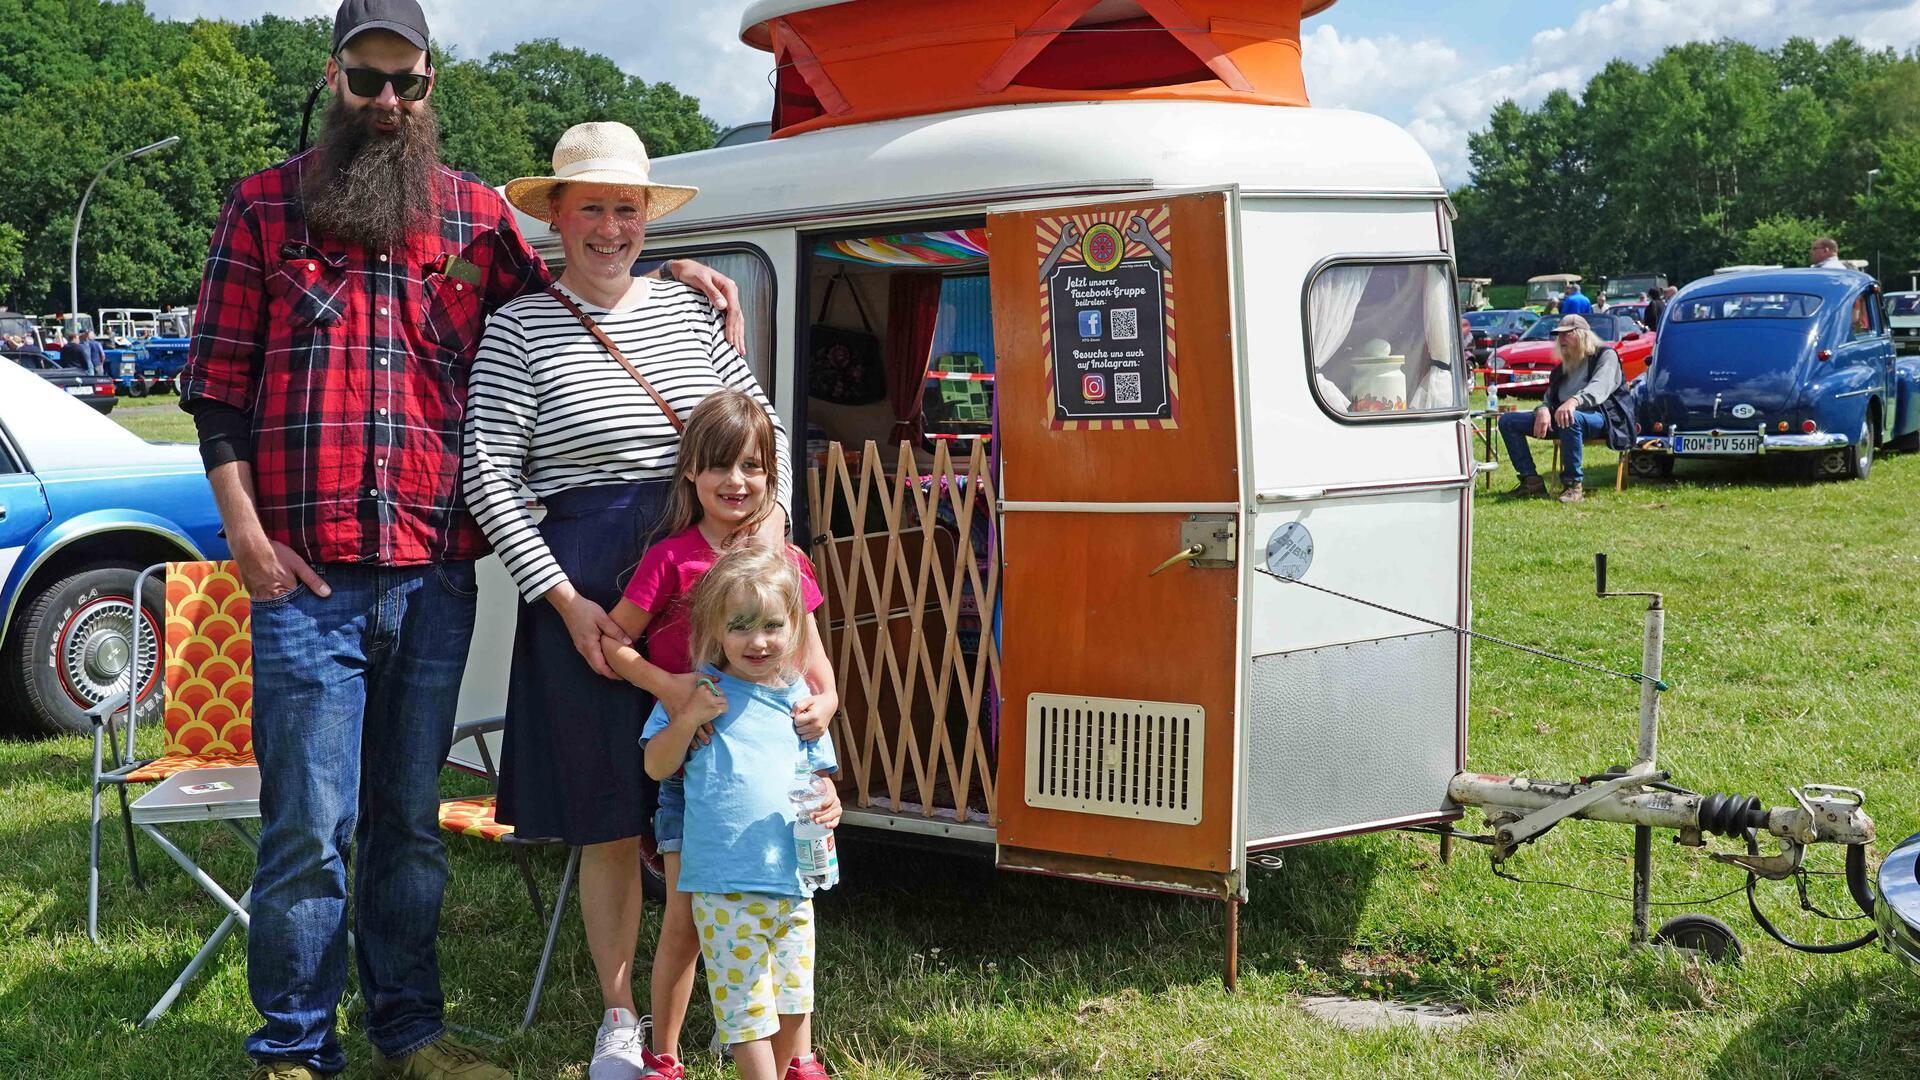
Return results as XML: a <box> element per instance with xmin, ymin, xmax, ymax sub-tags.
<box><xmin>0</xmin><ymin>358</ymin><xmax>226</xmax><ymax>736</ymax></box>
<box><xmin>1632</xmin><ymin>268</ymin><xmax>1920</xmax><ymax>480</ymax></box>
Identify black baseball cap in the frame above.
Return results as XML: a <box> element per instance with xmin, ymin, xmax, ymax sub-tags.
<box><xmin>332</xmin><ymin>0</ymin><xmax>430</xmax><ymax>55</ymax></box>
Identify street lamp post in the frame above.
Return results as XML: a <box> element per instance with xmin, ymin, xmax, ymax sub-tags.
<box><xmin>1867</xmin><ymin>168</ymin><xmax>1883</xmax><ymax>282</ymax></box>
<box><xmin>69</xmin><ymin>135</ymin><xmax>180</xmax><ymax>324</ymax></box>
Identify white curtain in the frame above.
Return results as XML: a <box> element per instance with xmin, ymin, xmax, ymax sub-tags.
<box><xmin>1410</xmin><ymin>266</ymin><xmax>1460</xmax><ymax>410</ymax></box>
<box><xmin>1310</xmin><ymin>265</ymin><xmax>1371</xmax><ymax>410</ymax></box>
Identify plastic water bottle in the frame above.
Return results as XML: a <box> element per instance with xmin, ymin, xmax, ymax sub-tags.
<box><xmin>790</xmin><ymin>758</ymin><xmax>839</xmax><ymax>890</ymax></box>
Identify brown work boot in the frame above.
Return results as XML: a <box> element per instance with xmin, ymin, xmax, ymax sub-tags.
<box><xmin>372</xmin><ymin>1035</ymin><xmax>510</xmax><ymax>1079</ymax></box>
<box><xmin>1558</xmin><ymin>482</ymin><xmax>1585</xmax><ymax>503</ymax></box>
<box><xmin>247</xmin><ymin>1064</ymin><xmax>329</xmax><ymax>1080</ymax></box>
<box><xmin>1506</xmin><ymin>475</ymin><xmax>1548</xmax><ymax>498</ymax></box>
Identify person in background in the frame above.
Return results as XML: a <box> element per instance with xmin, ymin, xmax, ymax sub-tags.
<box><xmin>58</xmin><ymin>330</ymin><xmax>92</xmax><ymax>372</ymax></box>
<box><xmin>1592</xmin><ymin>290</ymin><xmax>1608</xmax><ymax>312</ymax></box>
<box><xmin>1559</xmin><ymin>282</ymin><xmax>1593</xmax><ymax>315</ymax></box>
<box><xmin>1543</xmin><ymin>297</ymin><xmax>1560</xmax><ymax>316</ymax></box>
<box><xmin>83</xmin><ymin>329</ymin><xmax>107</xmax><ymax>375</ymax></box>
<box><xmin>179</xmin><ymin>4</ymin><xmax>741</xmax><ymax>1078</ymax></box>
<box><xmin>1642</xmin><ymin>287</ymin><xmax>1666</xmax><ymax>331</ymax></box>
<box><xmin>1811</xmin><ymin>237</ymin><xmax>1847</xmax><ymax>269</ymax></box>
<box><xmin>1498</xmin><ymin>313</ymin><xmax>1622</xmax><ymax>504</ymax></box>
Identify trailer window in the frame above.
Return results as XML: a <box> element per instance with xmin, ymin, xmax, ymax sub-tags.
<box><xmin>1306</xmin><ymin>261</ymin><xmax>1464</xmax><ymax>419</ymax></box>
<box><xmin>636</xmin><ymin>248</ymin><xmax>777</xmax><ymax>389</ymax></box>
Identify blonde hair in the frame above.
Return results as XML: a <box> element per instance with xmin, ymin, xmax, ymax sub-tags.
<box><xmin>1556</xmin><ymin>327</ymin><xmax>1603</xmax><ymax>364</ymax></box>
<box><xmin>654</xmin><ymin>390</ymin><xmax>779</xmax><ymax>544</ymax></box>
<box><xmin>685</xmin><ymin>538</ymin><xmax>810</xmax><ymax>679</ymax></box>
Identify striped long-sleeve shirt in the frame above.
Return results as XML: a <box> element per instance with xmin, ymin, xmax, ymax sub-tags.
<box><xmin>463</xmin><ymin>279</ymin><xmax>791</xmax><ymax>601</ymax></box>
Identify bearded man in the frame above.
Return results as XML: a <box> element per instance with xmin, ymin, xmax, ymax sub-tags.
<box><xmin>180</xmin><ymin>3</ymin><xmax>740</xmax><ymax>1077</ymax></box>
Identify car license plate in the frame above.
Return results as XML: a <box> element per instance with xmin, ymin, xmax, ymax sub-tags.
<box><xmin>1673</xmin><ymin>432</ymin><xmax>1760</xmax><ymax>454</ymax></box>
<box><xmin>65</xmin><ymin>385</ymin><xmax>89</xmax><ymax>396</ymax></box>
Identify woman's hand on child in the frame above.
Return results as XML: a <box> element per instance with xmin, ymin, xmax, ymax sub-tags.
<box><xmin>662</xmin><ymin>671</ymin><xmax>727</xmax><ymax>729</ymax></box>
<box><xmin>792</xmin><ymin>692</ymin><xmax>838</xmax><ymax>742</ymax></box>
<box><xmin>810</xmin><ymin>779</ymin><xmax>842</xmax><ymax>829</ymax></box>
<box><xmin>548</xmin><ymin>584</ymin><xmax>630</xmax><ymax>679</ymax></box>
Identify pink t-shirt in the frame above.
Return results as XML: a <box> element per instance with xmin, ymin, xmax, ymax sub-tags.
<box><xmin>623</xmin><ymin>526</ymin><xmax>825</xmax><ymax>676</ymax></box>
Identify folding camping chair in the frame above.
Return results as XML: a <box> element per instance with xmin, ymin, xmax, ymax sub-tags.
<box><xmin>88</xmin><ymin>561</ymin><xmax>255</xmax><ymax>942</ymax></box>
<box><xmin>439</xmin><ymin>717</ymin><xmax>581</xmax><ymax>1032</ymax></box>
<box><xmin>128</xmin><ymin>763</ymin><xmax>261</xmax><ymax>1027</ymax></box>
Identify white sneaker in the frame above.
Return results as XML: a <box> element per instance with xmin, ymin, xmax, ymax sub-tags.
<box><xmin>590</xmin><ymin>1008</ymin><xmax>656</xmax><ymax>1080</ymax></box>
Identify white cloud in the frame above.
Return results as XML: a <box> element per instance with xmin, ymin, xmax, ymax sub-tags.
<box><xmin>146</xmin><ymin>0</ymin><xmax>775</xmax><ymax>130</ymax></box>
<box><xmin>1310</xmin><ymin>0</ymin><xmax>1920</xmax><ymax>186</ymax></box>
<box><xmin>135</xmin><ymin>0</ymin><xmax>1920</xmax><ymax>184</ymax></box>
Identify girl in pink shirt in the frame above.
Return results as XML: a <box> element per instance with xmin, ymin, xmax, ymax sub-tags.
<box><xmin>603</xmin><ymin>391</ymin><xmax>839</xmax><ymax>1079</ymax></box>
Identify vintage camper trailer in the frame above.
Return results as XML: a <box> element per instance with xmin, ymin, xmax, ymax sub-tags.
<box><xmin>460</xmin><ymin>0</ymin><xmax>1473</xmax><ymax>976</ymax></box>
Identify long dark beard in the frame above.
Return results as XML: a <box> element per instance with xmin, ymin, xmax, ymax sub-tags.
<box><xmin>301</xmin><ymin>95</ymin><xmax>442</xmax><ymax>251</ymax></box>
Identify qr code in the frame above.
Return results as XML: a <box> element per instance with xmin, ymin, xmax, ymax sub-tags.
<box><xmin>1115</xmin><ymin>372</ymin><xmax>1143</xmax><ymax>404</ymax></box>
<box><xmin>1110</xmin><ymin>307</ymin><xmax>1139</xmax><ymax>340</ymax></box>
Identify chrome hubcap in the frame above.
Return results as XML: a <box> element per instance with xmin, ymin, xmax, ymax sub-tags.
<box><xmin>60</xmin><ymin>599</ymin><xmax>155</xmax><ymax>706</ymax></box>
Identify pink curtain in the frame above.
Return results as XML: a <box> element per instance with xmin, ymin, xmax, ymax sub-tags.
<box><xmin>886</xmin><ymin>273</ymin><xmax>943</xmax><ymax>444</ymax></box>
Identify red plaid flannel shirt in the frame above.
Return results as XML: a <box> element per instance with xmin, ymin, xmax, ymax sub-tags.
<box><xmin>181</xmin><ymin>151</ymin><xmax>550</xmax><ymax>566</ymax></box>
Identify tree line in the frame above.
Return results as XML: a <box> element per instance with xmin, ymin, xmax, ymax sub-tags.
<box><xmin>0</xmin><ymin>0</ymin><xmax>718</xmax><ymax>313</ymax></box>
<box><xmin>1455</xmin><ymin>37</ymin><xmax>1920</xmax><ymax>291</ymax></box>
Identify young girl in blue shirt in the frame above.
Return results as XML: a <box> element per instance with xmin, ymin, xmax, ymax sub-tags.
<box><xmin>642</xmin><ymin>539</ymin><xmax>838</xmax><ymax>1080</ymax></box>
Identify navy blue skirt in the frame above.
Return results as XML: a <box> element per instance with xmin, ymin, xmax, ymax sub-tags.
<box><xmin>496</xmin><ymin>481</ymin><xmax>669</xmax><ymax>846</ymax></box>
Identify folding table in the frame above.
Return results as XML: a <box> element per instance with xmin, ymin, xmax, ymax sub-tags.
<box><xmin>127</xmin><ymin>765</ymin><xmax>260</xmax><ymax>1027</ymax></box>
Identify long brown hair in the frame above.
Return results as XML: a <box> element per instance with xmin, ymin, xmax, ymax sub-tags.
<box><xmin>685</xmin><ymin>538</ymin><xmax>809</xmax><ymax>679</ymax></box>
<box><xmin>653</xmin><ymin>390</ymin><xmax>778</xmax><ymax>544</ymax></box>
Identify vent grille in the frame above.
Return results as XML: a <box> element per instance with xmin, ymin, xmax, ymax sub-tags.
<box><xmin>1024</xmin><ymin>695</ymin><xmax>1204</xmax><ymax>825</ymax></box>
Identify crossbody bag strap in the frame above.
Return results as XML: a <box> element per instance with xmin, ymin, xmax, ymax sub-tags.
<box><xmin>547</xmin><ymin>285</ymin><xmax>685</xmax><ymax>433</ymax></box>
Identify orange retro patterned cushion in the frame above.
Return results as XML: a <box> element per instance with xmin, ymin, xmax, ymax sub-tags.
<box><xmin>439</xmin><ymin>796</ymin><xmax>515</xmax><ymax>843</ymax></box>
<box><xmin>123</xmin><ymin>750</ymin><xmax>259</xmax><ymax>783</ymax></box>
<box><xmin>154</xmin><ymin>561</ymin><xmax>253</xmax><ymax>761</ymax></box>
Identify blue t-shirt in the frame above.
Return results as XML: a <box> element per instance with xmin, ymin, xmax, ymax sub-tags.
<box><xmin>642</xmin><ymin>666</ymin><xmax>838</xmax><ymax>898</ymax></box>
<box><xmin>1560</xmin><ymin>291</ymin><xmax>1593</xmax><ymax>315</ymax></box>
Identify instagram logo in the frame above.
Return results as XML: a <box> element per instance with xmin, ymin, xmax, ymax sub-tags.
<box><xmin>1082</xmin><ymin>374</ymin><xmax>1106</xmax><ymax>401</ymax></box>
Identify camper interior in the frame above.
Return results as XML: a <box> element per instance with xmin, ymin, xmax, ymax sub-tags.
<box><xmin>792</xmin><ymin>223</ymin><xmax>1002</xmax><ymax>830</ymax></box>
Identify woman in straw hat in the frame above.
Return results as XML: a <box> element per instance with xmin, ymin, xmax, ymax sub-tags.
<box><xmin>462</xmin><ymin>121</ymin><xmax>824</xmax><ymax>1078</ymax></box>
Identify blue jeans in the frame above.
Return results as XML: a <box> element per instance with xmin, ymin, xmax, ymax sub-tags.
<box><xmin>1499</xmin><ymin>408</ymin><xmax>1607</xmax><ymax>485</ymax></box>
<box><xmin>245</xmin><ymin>562</ymin><xmax>478</xmax><ymax>1071</ymax></box>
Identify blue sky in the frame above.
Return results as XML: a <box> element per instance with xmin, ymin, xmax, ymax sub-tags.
<box><xmin>148</xmin><ymin>1</ymin><xmax>1920</xmax><ymax>185</ymax></box>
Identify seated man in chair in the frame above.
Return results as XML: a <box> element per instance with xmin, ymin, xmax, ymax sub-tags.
<box><xmin>1498</xmin><ymin>314</ymin><xmax>1623</xmax><ymax>504</ymax></box>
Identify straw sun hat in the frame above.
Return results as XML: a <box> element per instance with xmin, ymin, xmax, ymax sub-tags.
<box><xmin>504</xmin><ymin>121</ymin><xmax>698</xmax><ymax>223</ymax></box>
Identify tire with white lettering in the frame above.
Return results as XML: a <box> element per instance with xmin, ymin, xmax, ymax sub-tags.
<box><xmin>0</xmin><ymin>564</ymin><xmax>164</xmax><ymax>737</ymax></box>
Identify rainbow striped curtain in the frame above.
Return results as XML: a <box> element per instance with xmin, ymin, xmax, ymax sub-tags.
<box><xmin>816</xmin><ymin>229</ymin><xmax>989</xmax><ymax>268</ymax></box>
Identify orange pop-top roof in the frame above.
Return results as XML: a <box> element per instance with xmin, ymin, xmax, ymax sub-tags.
<box><xmin>740</xmin><ymin>0</ymin><xmax>1340</xmax><ymax>137</ymax></box>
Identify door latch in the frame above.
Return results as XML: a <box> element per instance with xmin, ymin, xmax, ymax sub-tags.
<box><xmin>1149</xmin><ymin>514</ymin><xmax>1237</xmax><ymax>575</ymax></box>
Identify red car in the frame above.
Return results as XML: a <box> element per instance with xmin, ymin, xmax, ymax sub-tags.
<box><xmin>1487</xmin><ymin>311</ymin><xmax>1655</xmax><ymax>397</ymax></box>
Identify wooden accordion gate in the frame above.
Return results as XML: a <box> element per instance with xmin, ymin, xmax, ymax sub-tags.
<box><xmin>807</xmin><ymin>440</ymin><xmax>1001</xmax><ymax>825</ymax></box>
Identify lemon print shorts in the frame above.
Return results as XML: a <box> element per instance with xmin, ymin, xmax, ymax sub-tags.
<box><xmin>691</xmin><ymin>891</ymin><xmax>816</xmax><ymax>1043</ymax></box>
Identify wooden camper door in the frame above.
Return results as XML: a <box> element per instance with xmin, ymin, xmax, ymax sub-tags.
<box><xmin>987</xmin><ymin>190</ymin><xmax>1243</xmax><ymax>897</ymax></box>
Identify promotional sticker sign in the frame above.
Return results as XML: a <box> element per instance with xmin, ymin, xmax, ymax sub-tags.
<box><xmin>1037</xmin><ymin>206</ymin><xmax>1179</xmax><ymax>429</ymax></box>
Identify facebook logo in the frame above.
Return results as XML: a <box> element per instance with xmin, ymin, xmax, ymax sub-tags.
<box><xmin>1077</xmin><ymin>309</ymin><xmax>1103</xmax><ymax>339</ymax></box>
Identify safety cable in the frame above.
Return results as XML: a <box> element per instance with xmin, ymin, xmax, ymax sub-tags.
<box><xmin>1490</xmin><ymin>863</ymin><xmax>1747</xmax><ymax>909</ymax></box>
<box><xmin>1742</xmin><ymin>830</ymin><xmax>1878</xmax><ymax>953</ymax></box>
<box><xmin>1255</xmin><ymin>566</ymin><xmax>1670</xmax><ymax>691</ymax></box>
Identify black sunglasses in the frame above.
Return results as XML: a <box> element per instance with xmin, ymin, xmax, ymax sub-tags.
<box><xmin>338</xmin><ymin>63</ymin><xmax>432</xmax><ymax>101</ymax></box>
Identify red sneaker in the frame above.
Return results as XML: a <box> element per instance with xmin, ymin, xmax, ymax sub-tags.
<box><xmin>784</xmin><ymin>1054</ymin><xmax>829</xmax><ymax>1080</ymax></box>
<box><xmin>643</xmin><ymin>1049</ymin><xmax>685</xmax><ymax>1080</ymax></box>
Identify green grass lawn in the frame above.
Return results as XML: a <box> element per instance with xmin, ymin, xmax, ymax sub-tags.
<box><xmin>5</xmin><ymin>428</ymin><xmax>1920</xmax><ymax>1078</ymax></box>
<box><xmin>110</xmin><ymin>399</ymin><xmax>197</xmax><ymax>444</ymax></box>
